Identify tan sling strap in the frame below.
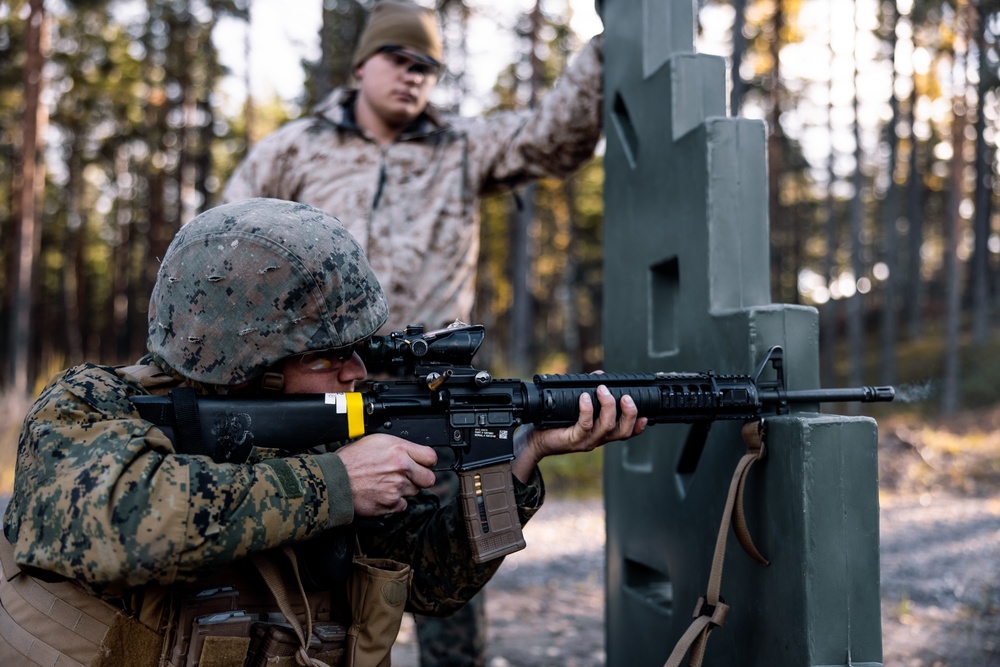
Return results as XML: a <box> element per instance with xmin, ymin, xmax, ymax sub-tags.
<box><xmin>254</xmin><ymin>542</ymin><xmax>409</xmax><ymax>667</ymax></box>
<box><xmin>0</xmin><ymin>536</ymin><xmax>160</xmax><ymax>667</ymax></box>
<box><xmin>253</xmin><ymin>547</ymin><xmax>328</xmax><ymax>667</ymax></box>
<box><xmin>664</xmin><ymin>420</ymin><xmax>770</xmax><ymax>667</ymax></box>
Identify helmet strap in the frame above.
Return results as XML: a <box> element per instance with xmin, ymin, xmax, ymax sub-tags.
<box><xmin>261</xmin><ymin>372</ymin><xmax>285</xmax><ymax>392</ymax></box>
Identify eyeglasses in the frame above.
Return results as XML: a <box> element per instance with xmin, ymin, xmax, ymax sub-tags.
<box><xmin>296</xmin><ymin>345</ymin><xmax>361</xmax><ymax>372</ymax></box>
<box><xmin>377</xmin><ymin>45</ymin><xmax>442</xmax><ymax>77</ymax></box>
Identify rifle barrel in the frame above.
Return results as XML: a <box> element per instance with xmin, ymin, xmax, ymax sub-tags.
<box><xmin>761</xmin><ymin>386</ymin><xmax>895</xmax><ymax>405</ymax></box>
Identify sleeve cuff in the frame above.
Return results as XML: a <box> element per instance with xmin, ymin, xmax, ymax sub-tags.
<box><xmin>513</xmin><ymin>466</ymin><xmax>546</xmax><ymax>524</ymax></box>
<box><xmin>315</xmin><ymin>452</ymin><xmax>355</xmax><ymax>528</ymax></box>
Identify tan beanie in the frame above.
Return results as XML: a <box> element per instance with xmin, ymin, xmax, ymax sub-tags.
<box><xmin>352</xmin><ymin>0</ymin><xmax>443</xmax><ymax>69</ymax></box>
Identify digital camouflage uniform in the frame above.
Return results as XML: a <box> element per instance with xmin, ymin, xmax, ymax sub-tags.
<box><xmin>3</xmin><ymin>360</ymin><xmax>543</xmax><ymax>603</ymax></box>
<box><xmin>0</xmin><ymin>199</ymin><xmax>546</xmax><ymax>666</ymax></box>
<box><xmin>222</xmin><ymin>42</ymin><xmax>602</xmax><ymax>665</ymax></box>
<box><xmin>221</xmin><ymin>36</ymin><xmax>604</xmax><ymax>334</ymax></box>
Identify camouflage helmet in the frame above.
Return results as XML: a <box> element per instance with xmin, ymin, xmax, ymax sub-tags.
<box><xmin>148</xmin><ymin>198</ymin><xmax>388</xmax><ymax>386</ymax></box>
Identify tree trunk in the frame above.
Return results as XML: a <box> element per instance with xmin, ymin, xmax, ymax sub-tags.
<box><xmin>942</xmin><ymin>56</ymin><xmax>967</xmax><ymax>415</ymax></box>
<box><xmin>312</xmin><ymin>0</ymin><xmax>368</xmax><ymax>107</ymax></box>
<box><xmin>970</xmin><ymin>3</ymin><xmax>993</xmax><ymax>344</ymax></box>
<box><xmin>244</xmin><ymin>0</ymin><xmax>255</xmax><ymax>147</ymax></box>
<box><xmin>561</xmin><ymin>179</ymin><xmax>581</xmax><ymax>367</ymax></box>
<box><xmin>435</xmin><ymin>0</ymin><xmax>472</xmax><ymax>112</ymax></box>
<box><xmin>62</xmin><ymin>139</ymin><xmax>85</xmax><ymax>365</ymax></box>
<box><xmin>177</xmin><ymin>9</ymin><xmax>199</xmax><ymax>225</ymax></box>
<box><xmin>821</xmin><ymin>0</ymin><xmax>839</xmax><ymax>387</ymax></box>
<box><xmin>846</xmin><ymin>0</ymin><xmax>865</xmax><ymax>393</ymax></box>
<box><xmin>510</xmin><ymin>182</ymin><xmax>536</xmax><ymax>375</ymax></box>
<box><xmin>730</xmin><ymin>0</ymin><xmax>747</xmax><ymax>115</ymax></box>
<box><xmin>9</xmin><ymin>0</ymin><xmax>47</xmax><ymax>395</ymax></box>
<box><xmin>509</xmin><ymin>0</ymin><xmax>543</xmax><ymax>374</ymax></box>
<box><xmin>198</xmin><ymin>98</ymin><xmax>215</xmax><ymax>211</ymax></box>
<box><xmin>767</xmin><ymin>0</ymin><xmax>786</xmax><ymax>302</ymax></box>
<box><xmin>880</xmin><ymin>3</ymin><xmax>899</xmax><ymax>386</ymax></box>
<box><xmin>905</xmin><ymin>83</ymin><xmax>924</xmax><ymax>340</ymax></box>
<box><xmin>0</xmin><ymin>142</ymin><xmax>14</xmax><ymax>377</ymax></box>
<box><xmin>109</xmin><ymin>149</ymin><xmax>133</xmax><ymax>363</ymax></box>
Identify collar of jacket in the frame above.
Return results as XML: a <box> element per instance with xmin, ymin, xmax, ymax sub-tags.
<box><xmin>314</xmin><ymin>87</ymin><xmax>449</xmax><ymax>142</ymax></box>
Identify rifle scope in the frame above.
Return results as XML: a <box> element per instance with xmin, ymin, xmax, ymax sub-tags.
<box><xmin>361</xmin><ymin>323</ymin><xmax>485</xmax><ymax>374</ymax></box>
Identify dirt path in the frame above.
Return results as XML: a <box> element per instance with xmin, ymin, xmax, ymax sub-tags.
<box><xmin>0</xmin><ymin>479</ymin><xmax>995</xmax><ymax>665</ymax></box>
<box><xmin>392</xmin><ymin>493</ymin><xmax>1000</xmax><ymax>667</ymax></box>
<box><xmin>879</xmin><ymin>493</ymin><xmax>1000</xmax><ymax>666</ymax></box>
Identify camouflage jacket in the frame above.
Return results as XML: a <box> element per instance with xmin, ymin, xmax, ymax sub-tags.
<box><xmin>222</xmin><ymin>37</ymin><xmax>603</xmax><ymax>332</ymax></box>
<box><xmin>3</xmin><ymin>360</ymin><xmax>544</xmax><ymax>615</ymax></box>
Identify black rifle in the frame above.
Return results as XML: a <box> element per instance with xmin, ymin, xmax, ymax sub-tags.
<box><xmin>131</xmin><ymin>323</ymin><xmax>894</xmax><ymax>563</ymax></box>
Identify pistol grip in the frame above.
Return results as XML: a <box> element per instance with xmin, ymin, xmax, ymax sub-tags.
<box><xmin>458</xmin><ymin>462</ymin><xmax>526</xmax><ymax>563</ymax></box>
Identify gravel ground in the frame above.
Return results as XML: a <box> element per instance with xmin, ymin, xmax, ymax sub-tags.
<box><xmin>392</xmin><ymin>492</ymin><xmax>1000</xmax><ymax>667</ymax></box>
<box><xmin>879</xmin><ymin>492</ymin><xmax>1000</xmax><ymax>666</ymax></box>
<box><xmin>392</xmin><ymin>500</ymin><xmax>608</xmax><ymax>667</ymax></box>
<box><xmin>0</xmin><ymin>439</ymin><xmax>997</xmax><ymax>666</ymax></box>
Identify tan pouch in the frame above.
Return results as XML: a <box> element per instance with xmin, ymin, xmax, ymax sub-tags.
<box><xmin>344</xmin><ymin>558</ymin><xmax>411</xmax><ymax>667</ymax></box>
<box><xmin>169</xmin><ymin>586</ymin><xmax>240</xmax><ymax>665</ymax></box>
<box><xmin>253</xmin><ymin>548</ymin><xmax>347</xmax><ymax>667</ymax></box>
<box><xmin>245</xmin><ymin>621</ymin><xmax>347</xmax><ymax>667</ymax></box>
<box><xmin>0</xmin><ymin>536</ymin><xmax>161</xmax><ymax>667</ymax></box>
<box><xmin>187</xmin><ymin>610</ymin><xmax>252</xmax><ymax>667</ymax></box>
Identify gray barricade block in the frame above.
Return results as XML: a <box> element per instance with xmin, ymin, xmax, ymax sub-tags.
<box><xmin>601</xmin><ymin>0</ymin><xmax>884</xmax><ymax>664</ymax></box>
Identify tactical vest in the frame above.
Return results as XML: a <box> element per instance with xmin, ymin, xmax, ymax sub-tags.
<box><xmin>0</xmin><ymin>535</ymin><xmax>382</xmax><ymax>667</ymax></box>
<box><xmin>0</xmin><ymin>363</ymin><xmax>411</xmax><ymax>666</ymax></box>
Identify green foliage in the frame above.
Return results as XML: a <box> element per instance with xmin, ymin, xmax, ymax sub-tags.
<box><xmin>538</xmin><ymin>448</ymin><xmax>604</xmax><ymax>498</ymax></box>
<box><xmin>958</xmin><ymin>343</ymin><xmax>1000</xmax><ymax>409</ymax></box>
<box><xmin>0</xmin><ymin>1</ymin><xmax>255</xmax><ymax>380</ymax></box>
<box><xmin>1</xmin><ymin>0</ymin><xmax>1000</xmax><ymax>502</ymax></box>
<box><xmin>826</xmin><ymin>316</ymin><xmax>1000</xmax><ymax>420</ymax></box>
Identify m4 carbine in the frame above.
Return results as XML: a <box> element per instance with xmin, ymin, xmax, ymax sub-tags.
<box><xmin>131</xmin><ymin>323</ymin><xmax>894</xmax><ymax>564</ymax></box>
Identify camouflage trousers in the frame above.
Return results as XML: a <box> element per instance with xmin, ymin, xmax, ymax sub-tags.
<box><xmin>414</xmin><ymin>591</ymin><xmax>487</xmax><ymax>667</ymax></box>
<box><xmin>414</xmin><ymin>466</ymin><xmax>488</xmax><ymax>667</ymax></box>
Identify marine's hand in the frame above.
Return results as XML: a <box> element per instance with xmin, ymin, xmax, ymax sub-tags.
<box><xmin>510</xmin><ymin>383</ymin><xmax>647</xmax><ymax>482</ymax></box>
<box><xmin>335</xmin><ymin>435</ymin><xmax>438</xmax><ymax>516</ymax></box>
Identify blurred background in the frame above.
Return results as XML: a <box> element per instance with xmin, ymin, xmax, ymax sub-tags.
<box><xmin>3</xmin><ymin>3</ymin><xmax>1000</xmax><ymax>662</ymax></box>
<box><xmin>2</xmin><ymin>0</ymin><xmax>1000</xmax><ymax>492</ymax></box>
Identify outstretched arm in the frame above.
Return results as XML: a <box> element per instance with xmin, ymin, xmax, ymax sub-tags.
<box><xmin>464</xmin><ymin>35</ymin><xmax>605</xmax><ymax>192</ymax></box>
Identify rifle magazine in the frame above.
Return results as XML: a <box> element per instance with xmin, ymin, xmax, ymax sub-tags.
<box><xmin>458</xmin><ymin>463</ymin><xmax>526</xmax><ymax>563</ymax></box>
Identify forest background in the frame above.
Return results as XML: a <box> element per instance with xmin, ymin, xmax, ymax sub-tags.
<box><xmin>2</xmin><ymin>0</ymin><xmax>1000</xmax><ymax>493</ymax></box>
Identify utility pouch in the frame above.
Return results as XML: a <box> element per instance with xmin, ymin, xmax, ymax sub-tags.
<box><xmin>312</xmin><ymin>622</ymin><xmax>349</xmax><ymax>664</ymax></box>
<box><xmin>253</xmin><ymin>547</ymin><xmax>350</xmax><ymax>667</ymax></box>
<box><xmin>344</xmin><ymin>557</ymin><xmax>411</xmax><ymax>667</ymax></box>
<box><xmin>0</xmin><ymin>536</ymin><xmax>161</xmax><ymax>667</ymax></box>
<box><xmin>245</xmin><ymin>621</ymin><xmax>347</xmax><ymax>667</ymax></box>
<box><xmin>169</xmin><ymin>586</ymin><xmax>239</xmax><ymax>665</ymax></box>
<box><xmin>187</xmin><ymin>610</ymin><xmax>253</xmax><ymax>667</ymax></box>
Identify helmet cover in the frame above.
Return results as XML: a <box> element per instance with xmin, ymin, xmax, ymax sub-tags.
<box><xmin>148</xmin><ymin>198</ymin><xmax>388</xmax><ymax>385</ymax></box>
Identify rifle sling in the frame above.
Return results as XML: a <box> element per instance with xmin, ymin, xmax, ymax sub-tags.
<box><xmin>133</xmin><ymin>388</ymin><xmax>209</xmax><ymax>459</ymax></box>
<box><xmin>664</xmin><ymin>420</ymin><xmax>769</xmax><ymax>667</ymax></box>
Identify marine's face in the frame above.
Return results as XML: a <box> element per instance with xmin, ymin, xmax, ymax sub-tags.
<box><xmin>355</xmin><ymin>47</ymin><xmax>438</xmax><ymax>127</ymax></box>
<box><xmin>280</xmin><ymin>349</ymin><xmax>368</xmax><ymax>394</ymax></box>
